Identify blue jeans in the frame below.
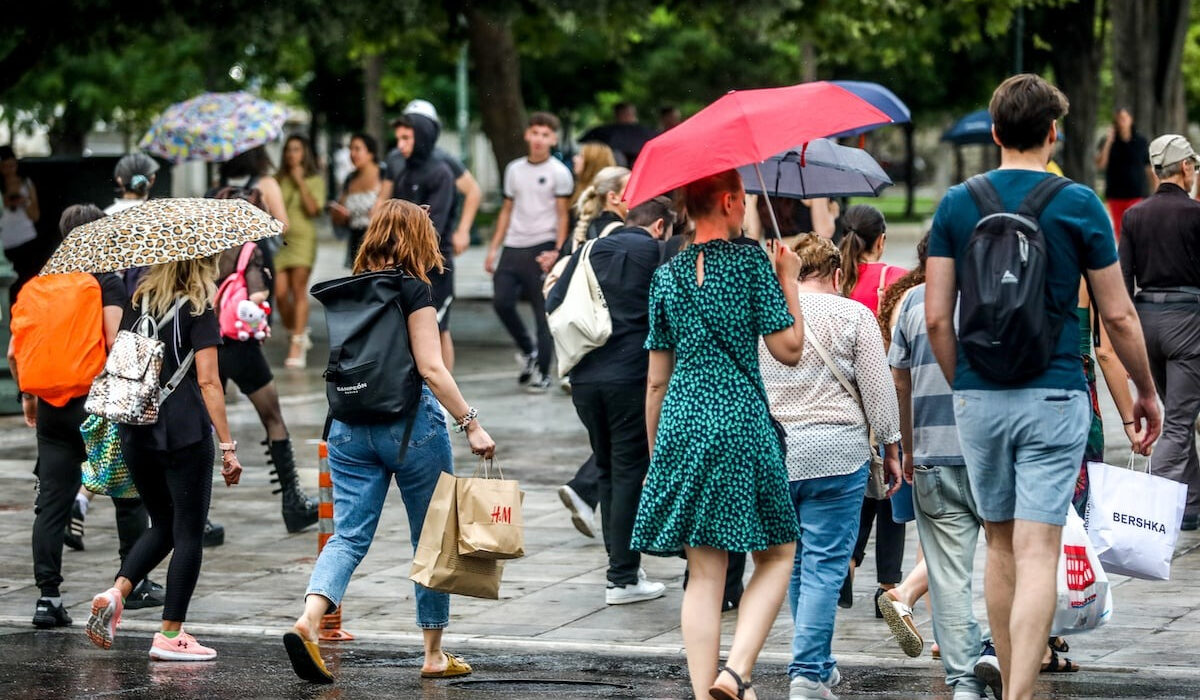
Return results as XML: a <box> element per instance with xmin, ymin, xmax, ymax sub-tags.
<box><xmin>787</xmin><ymin>462</ymin><xmax>869</xmax><ymax>682</ymax></box>
<box><xmin>306</xmin><ymin>386</ymin><xmax>453</xmax><ymax>629</ymax></box>
<box><xmin>913</xmin><ymin>463</ymin><xmax>987</xmax><ymax>695</ymax></box>
<box><xmin>953</xmin><ymin>389</ymin><xmax>1089</xmax><ymax>525</ymax></box>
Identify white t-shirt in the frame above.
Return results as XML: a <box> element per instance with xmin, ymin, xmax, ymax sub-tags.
<box><xmin>502</xmin><ymin>156</ymin><xmax>573</xmax><ymax>248</ymax></box>
<box><xmin>104</xmin><ymin>198</ymin><xmax>146</xmax><ymax>215</ymax></box>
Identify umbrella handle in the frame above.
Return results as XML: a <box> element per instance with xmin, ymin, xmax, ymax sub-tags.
<box><xmin>753</xmin><ymin>162</ymin><xmax>784</xmax><ymax>241</ymax></box>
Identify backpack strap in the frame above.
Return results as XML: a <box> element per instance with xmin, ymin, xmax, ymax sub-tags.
<box><xmin>1018</xmin><ymin>175</ymin><xmax>1072</xmax><ymax>220</ymax></box>
<box><xmin>235</xmin><ymin>242</ymin><xmax>256</xmax><ymax>274</ymax></box>
<box><xmin>964</xmin><ymin>174</ymin><xmax>1004</xmax><ymax>217</ymax></box>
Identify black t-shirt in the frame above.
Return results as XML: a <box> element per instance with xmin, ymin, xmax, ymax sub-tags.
<box><xmin>396</xmin><ymin>272</ymin><xmax>436</xmax><ymax>316</ymax></box>
<box><xmin>94</xmin><ymin>273</ymin><xmax>127</xmax><ymax>308</ymax></box>
<box><xmin>117</xmin><ymin>300</ymin><xmax>222</xmax><ymax>451</ymax></box>
<box><xmin>1103</xmin><ymin>132</ymin><xmax>1150</xmax><ymax>199</ymax></box>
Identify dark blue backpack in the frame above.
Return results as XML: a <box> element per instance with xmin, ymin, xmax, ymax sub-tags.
<box><xmin>959</xmin><ymin>174</ymin><xmax>1072</xmax><ymax>384</ymax></box>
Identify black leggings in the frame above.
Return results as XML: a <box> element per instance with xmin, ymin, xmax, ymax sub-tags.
<box><xmin>852</xmin><ymin>496</ymin><xmax>906</xmax><ymax>585</ymax></box>
<box><xmin>117</xmin><ymin>438</ymin><xmax>213</xmax><ymax>621</ymax></box>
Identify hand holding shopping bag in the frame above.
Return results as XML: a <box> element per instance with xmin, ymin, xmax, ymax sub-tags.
<box><xmin>1086</xmin><ymin>456</ymin><xmax>1186</xmax><ymax>580</ymax></box>
<box><xmin>456</xmin><ymin>459</ymin><xmax>525</xmax><ymax>560</ymax></box>
<box><xmin>1052</xmin><ymin>506</ymin><xmax>1113</xmax><ymax>636</ymax></box>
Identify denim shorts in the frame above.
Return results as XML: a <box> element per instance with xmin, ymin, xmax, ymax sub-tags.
<box><xmin>952</xmin><ymin>388</ymin><xmax>1089</xmax><ymax>526</ymax></box>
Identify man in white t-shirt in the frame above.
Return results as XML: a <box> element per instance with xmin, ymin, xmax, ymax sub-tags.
<box><xmin>485</xmin><ymin>112</ymin><xmax>574</xmax><ymax>392</ymax></box>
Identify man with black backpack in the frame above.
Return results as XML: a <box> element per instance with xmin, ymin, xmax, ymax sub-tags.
<box><xmin>925</xmin><ymin>74</ymin><xmax>1161</xmax><ymax>700</ymax></box>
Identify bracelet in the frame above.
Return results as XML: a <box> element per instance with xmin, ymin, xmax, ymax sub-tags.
<box><xmin>453</xmin><ymin>407</ymin><xmax>478</xmax><ymax>433</ymax></box>
<box><xmin>218</xmin><ymin>441</ymin><xmax>237</xmax><ymax>452</ymax></box>
<box><xmin>1122</xmin><ymin>420</ymin><xmax>1135</xmax><ymax>426</ymax></box>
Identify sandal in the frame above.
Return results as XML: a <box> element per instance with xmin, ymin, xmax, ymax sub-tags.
<box><xmin>1041</xmin><ymin>649</ymin><xmax>1080</xmax><ymax>673</ymax></box>
<box><xmin>876</xmin><ymin>589</ymin><xmax>924</xmax><ymax>658</ymax></box>
<box><xmin>283</xmin><ymin>630</ymin><xmax>334</xmax><ymax>684</ymax></box>
<box><xmin>420</xmin><ymin>651</ymin><xmax>473</xmax><ymax>678</ymax></box>
<box><xmin>1048</xmin><ymin>636</ymin><xmax>1070</xmax><ymax>654</ymax></box>
<box><xmin>709</xmin><ymin>666</ymin><xmax>752</xmax><ymax>700</ymax></box>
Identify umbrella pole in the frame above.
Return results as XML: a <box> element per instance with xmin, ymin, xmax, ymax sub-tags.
<box><xmin>753</xmin><ymin>162</ymin><xmax>784</xmax><ymax>240</ymax></box>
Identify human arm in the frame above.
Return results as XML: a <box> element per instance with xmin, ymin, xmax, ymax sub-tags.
<box><xmin>807</xmin><ymin>198</ymin><xmax>835</xmax><ymax>239</ymax></box>
<box><xmin>256</xmin><ymin>176</ymin><xmax>289</xmax><ymax>232</ymax></box>
<box><xmin>408</xmin><ymin>306</ymin><xmax>496</xmax><ymax>456</ymax></box>
<box><xmin>536</xmin><ymin>197</ymin><xmax>571</xmax><ymax>273</ymax></box>
<box><xmin>761</xmin><ymin>243</ymin><xmax>805</xmax><ymax>365</ymax></box>
<box><xmin>1118</xmin><ymin>223</ymin><xmax>1135</xmax><ymax>297</ymax></box>
<box><xmin>1095</xmin><ymin>127</ymin><xmax>1113</xmax><ymax>169</ymax></box>
<box><xmin>6</xmin><ymin>338</ymin><xmax>34</xmax><ymax>427</ymax></box>
<box><xmin>24</xmin><ymin>179</ymin><xmax>39</xmax><ymax>223</ymax></box>
<box><xmin>1086</xmin><ymin>262</ymin><xmax>1160</xmax><ymax>454</ymax></box>
<box><xmin>544</xmin><ymin>246</ymin><xmax>583</xmax><ymax>313</ymax></box>
<box><xmin>292</xmin><ymin>174</ymin><xmax>324</xmax><ymax>218</ymax></box>
<box><xmin>453</xmin><ymin>171</ymin><xmax>483</xmax><ymax>255</ymax></box>
<box><xmin>195</xmin><ymin>346</ymin><xmax>242</xmax><ymax>486</ymax></box>
<box><xmin>855</xmin><ymin>307</ymin><xmax>902</xmax><ymax>448</ymax></box>
<box><xmin>485</xmin><ymin>198</ymin><xmax>513</xmax><ymax>274</ymax></box>
<box><xmin>645</xmin><ymin>350</ymin><xmax>674</xmax><ymax>451</ymax></box>
<box><xmin>924</xmin><ymin>256</ymin><xmax>958</xmax><ymax>385</ymax></box>
<box><xmin>892</xmin><ymin>367</ymin><xmax>914</xmax><ymax>483</ymax></box>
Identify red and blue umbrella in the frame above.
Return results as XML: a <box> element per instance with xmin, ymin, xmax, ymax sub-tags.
<box><xmin>139</xmin><ymin>92</ymin><xmax>288</xmax><ymax>163</ymax></box>
<box><xmin>827</xmin><ymin>81</ymin><xmax>911</xmax><ymax>138</ymax></box>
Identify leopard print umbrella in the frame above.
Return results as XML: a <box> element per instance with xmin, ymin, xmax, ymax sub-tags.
<box><xmin>41</xmin><ymin>198</ymin><xmax>284</xmax><ymax>275</ymax></box>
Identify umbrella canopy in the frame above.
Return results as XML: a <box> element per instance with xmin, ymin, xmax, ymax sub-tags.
<box><xmin>737</xmin><ymin>139</ymin><xmax>893</xmax><ymax>200</ymax></box>
<box><xmin>42</xmin><ymin>198</ymin><xmax>283</xmax><ymax>275</ymax></box>
<box><xmin>622</xmin><ymin>82</ymin><xmax>891</xmax><ymax>207</ymax></box>
<box><xmin>579</xmin><ymin>122</ymin><xmax>658</xmax><ymax>165</ymax></box>
<box><xmin>139</xmin><ymin>92</ymin><xmax>288</xmax><ymax>163</ymax></box>
<box><xmin>941</xmin><ymin>109</ymin><xmax>994</xmax><ymax>145</ymax></box>
<box><xmin>827</xmin><ymin>81</ymin><xmax>911</xmax><ymax>138</ymax></box>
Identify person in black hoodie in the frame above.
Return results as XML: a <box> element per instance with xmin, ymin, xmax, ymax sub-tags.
<box><xmin>383</xmin><ymin>114</ymin><xmax>459</xmax><ymax>368</ymax></box>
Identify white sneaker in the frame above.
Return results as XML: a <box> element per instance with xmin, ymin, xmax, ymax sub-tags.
<box><xmin>952</xmin><ymin>690</ymin><xmax>986</xmax><ymax>700</ymax></box>
<box><xmin>606</xmin><ymin>578</ymin><xmax>666</xmax><ymax>605</ymax></box>
<box><xmin>557</xmin><ymin>485</ymin><xmax>596</xmax><ymax>538</ymax></box>
<box><xmin>828</xmin><ymin>667</ymin><xmax>841</xmax><ymax>688</ymax></box>
<box><xmin>790</xmin><ymin>675</ymin><xmax>838</xmax><ymax>700</ymax></box>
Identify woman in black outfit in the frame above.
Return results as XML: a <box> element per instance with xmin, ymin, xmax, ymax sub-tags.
<box><xmin>86</xmin><ymin>256</ymin><xmax>244</xmax><ymax>662</ymax></box>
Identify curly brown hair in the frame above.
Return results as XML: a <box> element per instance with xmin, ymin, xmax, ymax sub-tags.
<box><xmin>877</xmin><ymin>232</ymin><xmax>930</xmax><ymax>341</ymax></box>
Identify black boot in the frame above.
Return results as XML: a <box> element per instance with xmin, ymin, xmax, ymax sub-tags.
<box><xmin>267</xmin><ymin>438</ymin><xmax>319</xmax><ymax>533</ymax></box>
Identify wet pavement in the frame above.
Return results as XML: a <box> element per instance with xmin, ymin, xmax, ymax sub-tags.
<box><xmin>1</xmin><ymin>231</ymin><xmax>1200</xmax><ymax>697</ymax></box>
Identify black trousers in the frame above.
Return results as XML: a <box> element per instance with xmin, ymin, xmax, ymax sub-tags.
<box><xmin>493</xmin><ymin>243</ymin><xmax>554</xmax><ymax>376</ymax></box>
<box><xmin>1139</xmin><ymin>303</ymin><xmax>1200</xmax><ymax>516</ymax></box>
<box><xmin>852</xmin><ymin>496</ymin><xmax>906</xmax><ymax>584</ymax></box>
<box><xmin>566</xmin><ymin>454</ymin><xmax>600</xmax><ymax>510</ymax></box>
<box><xmin>571</xmin><ymin>382</ymin><xmax>650</xmax><ymax>586</ymax></box>
<box><xmin>117</xmin><ymin>437</ymin><xmax>213</xmax><ymax>621</ymax></box>
<box><xmin>32</xmin><ymin>397</ymin><xmax>148</xmax><ymax>598</ymax></box>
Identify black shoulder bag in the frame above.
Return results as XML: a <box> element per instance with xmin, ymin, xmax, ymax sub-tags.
<box><xmin>669</xmin><ymin>260</ymin><xmax>788</xmax><ymax>459</ymax></box>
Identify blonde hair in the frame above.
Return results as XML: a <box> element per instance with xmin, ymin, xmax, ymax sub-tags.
<box><xmin>571</xmin><ymin>166</ymin><xmax>629</xmax><ymax>244</ymax></box>
<box><xmin>571</xmin><ymin>143</ymin><xmax>617</xmax><ymax>207</ymax></box>
<box><xmin>133</xmin><ymin>257</ymin><xmax>219</xmax><ymax>318</ymax></box>
<box><xmin>792</xmin><ymin>233</ymin><xmax>842</xmax><ymax>281</ymax></box>
<box><xmin>354</xmin><ymin>199</ymin><xmax>445</xmax><ymax>283</ymax></box>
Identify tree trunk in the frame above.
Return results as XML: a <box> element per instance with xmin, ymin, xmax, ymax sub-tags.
<box><xmin>800</xmin><ymin>39</ymin><xmax>818</xmax><ymax>83</ymax></box>
<box><xmin>47</xmin><ymin>101</ymin><xmax>89</xmax><ymax>155</ymax></box>
<box><xmin>1047</xmin><ymin>0</ymin><xmax>1103</xmax><ymax>186</ymax></box>
<box><xmin>463</xmin><ymin>4</ymin><xmax>528</xmax><ymax>171</ymax></box>
<box><xmin>1111</xmin><ymin>0</ymin><xmax>1191</xmax><ymax>135</ymax></box>
<box><xmin>362</xmin><ymin>53</ymin><xmax>385</xmax><ymax>149</ymax></box>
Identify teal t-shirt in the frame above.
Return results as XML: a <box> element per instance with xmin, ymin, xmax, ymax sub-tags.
<box><xmin>927</xmin><ymin>169</ymin><xmax>1118</xmax><ymax>392</ymax></box>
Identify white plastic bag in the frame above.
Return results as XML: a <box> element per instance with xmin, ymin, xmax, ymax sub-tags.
<box><xmin>1085</xmin><ymin>457</ymin><xmax>1186</xmax><ymax>580</ymax></box>
<box><xmin>1051</xmin><ymin>506</ymin><xmax>1113</xmax><ymax>636</ymax></box>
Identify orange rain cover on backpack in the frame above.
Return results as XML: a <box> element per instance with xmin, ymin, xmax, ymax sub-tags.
<box><xmin>11</xmin><ymin>273</ymin><xmax>106</xmax><ymax>407</ymax></box>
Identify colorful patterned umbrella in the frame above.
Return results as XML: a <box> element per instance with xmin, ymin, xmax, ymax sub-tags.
<box><xmin>42</xmin><ymin>198</ymin><xmax>283</xmax><ymax>274</ymax></box>
<box><xmin>139</xmin><ymin>92</ymin><xmax>288</xmax><ymax>163</ymax></box>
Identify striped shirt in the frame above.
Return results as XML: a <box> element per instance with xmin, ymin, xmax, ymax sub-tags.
<box><xmin>887</xmin><ymin>285</ymin><xmax>964</xmax><ymax>466</ymax></box>
<box><xmin>760</xmin><ymin>291</ymin><xmax>902</xmax><ymax>481</ymax></box>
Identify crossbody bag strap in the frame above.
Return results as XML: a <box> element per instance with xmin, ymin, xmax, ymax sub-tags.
<box><xmin>802</xmin><ymin>318</ymin><xmax>875</xmax><ymax>447</ymax></box>
<box><xmin>874</xmin><ymin>264</ymin><xmax>890</xmax><ymax>316</ymax></box>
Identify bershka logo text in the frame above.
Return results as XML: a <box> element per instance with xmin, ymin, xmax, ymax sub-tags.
<box><xmin>1113</xmin><ymin>511</ymin><xmax>1166</xmax><ymax>533</ymax></box>
<box><xmin>337</xmin><ymin>382</ymin><xmax>368</xmax><ymax>393</ymax></box>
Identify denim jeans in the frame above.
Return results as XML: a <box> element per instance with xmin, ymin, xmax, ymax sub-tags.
<box><xmin>787</xmin><ymin>462</ymin><xmax>869</xmax><ymax>682</ymax></box>
<box><xmin>913</xmin><ymin>463</ymin><xmax>988</xmax><ymax>696</ymax></box>
<box><xmin>306</xmin><ymin>386</ymin><xmax>453</xmax><ymax>629</ymax></box>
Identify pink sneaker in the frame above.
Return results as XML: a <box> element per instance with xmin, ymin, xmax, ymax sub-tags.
<box><xmin>86</xmin><ymin>587</ymin><xmax>124</xmax><ymax>650</ymax></box>
<box><xmin>149</xmin><ymin>631</ymin><xmax>217</xmax><ymax>661</ymax></box>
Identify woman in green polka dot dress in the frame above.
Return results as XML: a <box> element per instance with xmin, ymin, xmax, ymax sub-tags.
<box><xmin>633</xmin><ymin>170</ymin><xmax>805</xmax><ymax>700</ymax></box>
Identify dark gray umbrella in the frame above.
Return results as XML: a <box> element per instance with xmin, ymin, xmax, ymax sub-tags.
<box><xmin>738</xmin><ymin>138</ymin><xmax>893</xmax><ymax>201</ymax></box>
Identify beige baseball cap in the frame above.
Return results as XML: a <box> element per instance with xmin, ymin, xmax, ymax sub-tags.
<box><xmin>1148</xmin><ymin>134</ymin><xmax>1198</xmax><ymax>168</ymax></box>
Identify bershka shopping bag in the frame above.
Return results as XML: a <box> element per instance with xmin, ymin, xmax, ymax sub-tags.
<box><xmin>1052</xmin><ymin>506</ymin><xmax>1113</xmax><ymax>636</ymax></box>
<box><xmin>1086</xmin><ymin>456</ymin><xmax>1186</xmax><ymax>580</ymax></box>
<box><xmin>457</xmin><ymin>459</ymin><xmax>525</xmax><ymax>560</ymax></box>
<box><xmin>410</xmin><ymin>472</ymin><xmax>503</xmax><ymax>599</ymax></box>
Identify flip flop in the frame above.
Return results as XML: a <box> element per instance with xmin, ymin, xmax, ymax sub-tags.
<box><xmin>1041</xmin><ymin>649</ymin><xmax>1080</xmax><ymax>673</ymax></box>
<box><xmin>421</xmin><ymin>651</ymin><xmax>473</xmax><ymax>678</ymax></box>
<box><xmin>709</xmin><ymin>666</ymin><xmax>752</xmax><ymax>700</ymax></box>
<box><xmin>283</xmin><ymin>631</ymin><xmax>334</xmax><ymax>684</ymax></box>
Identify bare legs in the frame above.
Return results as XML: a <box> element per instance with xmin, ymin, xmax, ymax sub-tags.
<box><xmin>112</xmin><ymin>575</ymin><xmax>181</xmax><ymax>632</ymax></box>
<box><xmin>983</xmin><ymin>519</ymin><xmax>1061</xmax><ymax>700</ymax></box>
<box><xmin>684</xmin><ymin>543</ymin><xmax>796</xmax><ymax>700</ymax></box>
<box><xmin>277</xmin><ymin>266</ymin><xmax>312</xmax><ymax>366</ymax></box>
<box><xmin>293</xmin><ymin>594</ymin><xmax>449</xmax><ymax>672</ymax></box>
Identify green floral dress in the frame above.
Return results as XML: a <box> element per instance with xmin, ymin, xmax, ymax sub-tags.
<box><xmin>631</xmin><ymin>240</ymin><xmax>801</xmax><ymax>556</ymax></box>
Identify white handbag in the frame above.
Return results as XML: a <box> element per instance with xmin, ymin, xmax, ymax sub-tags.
<box><xmin>548</xmin><ymin>239</ymin><xmax>612</xmax><ymax>376</ymax></box>
<box><xmin>1085</xmin><ymin>456</ymin><xmax>1186</xmax><ymax>580</ymax></box>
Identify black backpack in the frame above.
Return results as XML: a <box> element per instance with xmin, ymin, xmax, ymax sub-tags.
<box><xmin>310</xmin><ymin>270</ymin><xmax>422</xmax><ymax>425</ymax></box>
<box><xmin>959</xmin><ymin>174</ymin><xmax>1072</xmax><ymax>384</ymax></box>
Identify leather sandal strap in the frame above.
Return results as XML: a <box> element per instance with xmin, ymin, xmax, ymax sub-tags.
<box><xmin>718</xmin><ymin>666</ymin><xmax>752</xmax><ymax>693</ymax></box>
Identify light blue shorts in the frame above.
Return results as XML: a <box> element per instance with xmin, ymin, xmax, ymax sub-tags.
<box><xmin>952</xmin><ymin>388</ymin><xmax>1089</xmax><ymax>526</ymax></box>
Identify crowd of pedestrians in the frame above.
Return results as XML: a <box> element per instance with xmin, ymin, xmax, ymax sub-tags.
<box><xmin>5</xmin><ymin>72</ymin><xmax>1195</xmax><ymax>700</ymax></box>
